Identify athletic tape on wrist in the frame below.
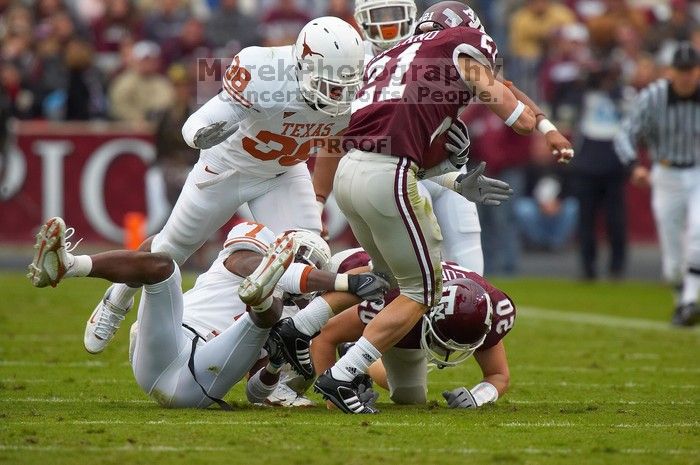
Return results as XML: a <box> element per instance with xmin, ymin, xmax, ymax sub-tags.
<box><xmin>504</xmin><ymin>101</ymin><xmax>526</xmax><ymax>127</ymax></box>
<box><xmin>277</xmin><ymin>263</ymin><xmax>313</xmax><ymax>295</ymax></box>
<box><xmin>537</xmin><ymin>118</ymin><xmax>557</xmax><ymax>134</ymax></box>
<box><xmin>470</xmin><ymin>381</ymin><xmax>499</xmax><ymax>406</ymax></box>
<box><xmin>334</xmin><ymin>273</ymin><xmax>349</xmax><ymax>292</ymax></box>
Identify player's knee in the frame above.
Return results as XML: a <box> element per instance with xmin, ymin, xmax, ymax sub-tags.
<box><xmin>143</xmin><ymin>253</ymin><xmax>175</xmax><ymax>284</ymax></box>
<box><xmin>150</xmin><ymin>235</ymin><xmax>189</xmax><ymax>265</ymax></box>
<box><xmin>390</xmin><ymin>386</ymin><xmax>427</xmax><ymax>405</ymax></box>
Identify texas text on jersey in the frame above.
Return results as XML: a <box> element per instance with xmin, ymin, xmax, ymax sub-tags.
<box><xmin>205</xmin><ymin>46</ymin><xmax>351</xmax><ymax>178</ymax></box>
<box><xmin>343</xmin><ymin>26</ymin><xmax>498</xmax><ymax>169</ymax></box>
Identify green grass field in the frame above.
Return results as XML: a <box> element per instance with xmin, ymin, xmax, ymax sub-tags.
<box><xmin>1</xmin><ymin>272</ymin><xmax>698</xmax><ymax>465</ymax></box>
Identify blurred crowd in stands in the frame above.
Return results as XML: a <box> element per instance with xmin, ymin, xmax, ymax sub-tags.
<box><xmin>1</xmin><ymin>0</ymin><xmax>696</xmax><ymax>278</ymax></box>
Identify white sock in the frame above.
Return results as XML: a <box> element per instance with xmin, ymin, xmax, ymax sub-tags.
<box><xmin>64</xmin><ymin>254</ymin><xmax>92</xmax><ymax>278</ymax></box>
<box><xmin>330</xmin><ymin>337</ymin><xmax>381</xmax><ymax>382</ymax></box>
<box><xmin>109</xmin><ymin>283</ymin><xmax>138</xmax><ymax>310</ymax></box>
<box><xmin>293</xmin><ymin>297</ymin><xmax>333</xmax><ymax>336</ymax></box>
<box><xmin>681</xmin><ymin>269</ymin><xmax>700</xmax><ymax>305</ymax></box>
<box><xmin>245</xmin><ymin>369</ymin><xmax>278</xmax><ymax>404</ymax></box>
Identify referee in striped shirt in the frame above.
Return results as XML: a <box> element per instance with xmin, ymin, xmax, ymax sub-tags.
<box><xmin>614</xmin><ymin>42</ymin><xmax>700</xmax><ymax>326</ymax></box>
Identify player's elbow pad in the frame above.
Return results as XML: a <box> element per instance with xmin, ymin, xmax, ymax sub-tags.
<box><xmin>181</xmin><ymin>115</ymin><xmax>201</xmax><ymax>149</ymax></box>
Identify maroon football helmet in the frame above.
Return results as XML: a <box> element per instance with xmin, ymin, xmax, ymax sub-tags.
<box><xmin>414</xmin><ymin>1</ymin><xmax>485</xmax><ymax>33</ymax></box>
<box><xmin>420</xmin><ymin>278</ymin><xmax>493</xmax><ymax>368</ymax></box>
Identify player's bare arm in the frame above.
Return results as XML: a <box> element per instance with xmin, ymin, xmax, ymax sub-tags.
<box><xmin>472</xmin><ymin>340</ymin><xmax>510</xmax><ymax>396</ymax></box>
<box><xmin>442</xmin><ymin>341</ymin><xmax>508</xmax><ymax>409</ymax></box>
<box><xmin>265</xmin><ymin>265</ymin><xmax>383</xmax><ymax>380</ymax></box>
<box><xmin>310</xmin><ymin>304</ymin><xmax>366</xmax><ymax>375</ymax></box>
<box><xmin>458</xmin><ymin>56</ymin><xmax>536</xmax><ymax>135</ymax></box>
<box><xmin>502</xmin><ymin>79</ymin><xmax>574</xmax><ymax>163</ymax></box>
<box><xmin>225</xmin><ymin>248</ymin><xmax>387</xmax><ymax>300</ymax></box>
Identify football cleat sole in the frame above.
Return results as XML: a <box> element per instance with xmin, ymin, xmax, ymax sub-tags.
<box><xmin>27</xmin><ymin>217</ymin><xmax>67</xmax><ymax>288</ymax></box>
<box><xmin>239</xmin><ymin>236</ymin><xmax>295</xmax><ymax>307</ymax></box>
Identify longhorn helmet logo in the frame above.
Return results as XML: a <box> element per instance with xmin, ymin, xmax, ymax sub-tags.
<box><xmin>301</xmin><ymin>34</ymin><xmax>324</xmax><ymax>59</ymax></box>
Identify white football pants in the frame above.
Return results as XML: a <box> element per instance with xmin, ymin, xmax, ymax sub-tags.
<box><xmin>420</xmin><ymin>179</ymin><xmax>484</xmax><ymax>275</ymax></box>
<box><xmin>382</xmin><ymin>348</ymin><xmax>428</xmax><ymax>405</ymax></box>
<box><xmin>152</xmin><ymin>159</ymin><xmax>321</xmax><ymax>265</ymax></box>
<box><xmin>650</xmin><ymin>165</ymin><xmax>700</xmax><ymax>283</ymax></box>
<box><xmin>130</xmin><ymin>265</ymin><xmax>269</xmax><ymax>408</ymax></box>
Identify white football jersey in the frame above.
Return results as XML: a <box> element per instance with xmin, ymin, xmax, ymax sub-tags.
<box><xmin>202</xmin><ymin>45</ymin><xmax>350</xmax><ymax>178</ymax></box>
<box><xmin>181</xmin><ymin>222</ymin><xmax>276</xmax><ymax>339</ymax></box>
<box><xmin>363</xmin><ymin>40</ymin><xmax>378</xmax><ymax>65</ymax></box>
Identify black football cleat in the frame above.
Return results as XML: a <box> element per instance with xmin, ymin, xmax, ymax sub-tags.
<box><xmin>314</xmin><ymin>370</ymin><xmax>378</xmax><ymax>414</ymax></box>
<box><xmin>268</xmin><ymin>318</ymin><xmax>315</xmax><ymax>380</ymax></box>
<box><xmin>672</xmin><ymin>303</ymin><xmax>699</xmax><ymax>327</ymax></box>
<box><xmin>337</xmin><ymin>342</ymin><xmax>355</xmax><ymax>359</ymax></box>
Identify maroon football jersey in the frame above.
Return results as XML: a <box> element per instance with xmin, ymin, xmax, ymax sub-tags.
<box><xmin>343</xmin><ymin>27</ymin><xmax>499</xmax><ymax>169</ymax></box>
<box><xmin>356</xmin><ymin>260</ymin><xmax>515</xmax><ymax>351</ymax></box>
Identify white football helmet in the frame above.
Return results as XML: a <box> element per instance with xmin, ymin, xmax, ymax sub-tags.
<box><xmin>286</xmin><ymin>229</ymin><xmax>332</xmax><ymax>271</ymax></box>
<box><xmin>293</xmin><ymin>17</ymin><xmax>364</xmax><ymax>117</ymax></box>
<box><xmin>355</xmin><ymin>0</ymin><xmax>417</xmax><ymax>50</ymax></box>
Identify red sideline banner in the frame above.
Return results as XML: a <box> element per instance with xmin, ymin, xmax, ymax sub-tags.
<box><xmin>1</xmin><ymin>121</ymin><xmax>157</xmax><ymax>243</ymax></box>
<box><xmin>1</xmin><ymin>121</ymin><xmax>655</xmax><ymax>246</ymax></box>
<box><xmin>0</xmin><ymin>121</ymin><xmax>357</xmax><ymax>246</ymax></box>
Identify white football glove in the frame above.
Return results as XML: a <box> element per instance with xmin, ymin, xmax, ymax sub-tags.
<box><xmin>445</xmin><ymin>119</ymin><xmax>470</xmax><ymax>168</ymax></box>
<box><xmin>442</xmin><ymin>387</ymin><xmax>478</xmax><ymax>409</ymax></box>
<box><xmin>456</xmin><ymin>162</ymin><xmax>513</xmax><ymax>206</ymax></box>
<box><xmin>193</xmin><ymin>121</ymin><xmax>239</xmax><ymax>149</ymax></box>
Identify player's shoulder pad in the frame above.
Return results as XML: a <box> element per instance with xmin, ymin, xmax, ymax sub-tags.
<box><xmin>222</xmin><ymin>222</ymin><xmax>276</xmax><ymax>255</ymax></box>
<box><xmin>447</xmin><ymin>27</ymin><xmax>499</xmax><ymax>71</ymax></box>
<box><xmin>223</xmin><ymin>46</ymin><xmax>292</xmax><ymax>112</ymax></box>
<box><xmin>329</xmin><ymin>248</ymin><xmax>371</xmax><ymax>273</ymax></box>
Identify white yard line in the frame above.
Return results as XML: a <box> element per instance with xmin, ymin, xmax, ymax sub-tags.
<box><xmin>515</xmin><ymin>365</ymin><xmax>700</xmax><ymax>373</ymax></box>
<box><xmin>1</xmin><ymin>360</ymin><xmax>696</xmax><ymax>373</ymax></box>
<box><xmin>0</xmin><ymin>361</ymin><xmax>107</xmax><ymax>367</ymax></box>
<box><xmin>0</xmin><ymin>397</ymin><xmax>695</xmax><ymax>406</ymax></box>
<box><xmin>3</xmin><ymin>379</ymin><xmax>697</xmax><ymax>389</ymax></box>
<box><xmin>520</xmin><ymin>306</ymin><xmax>700</xmax><ymax>333</ymax></box>
<box><xmin>0</xmin><ymin>444</ymin><xmax>696</xmax><ymax>456</ymax></box>
<box><xmin>5</xmin><ymin>419</ymin><xmax>698</xmax><ymax>429</ymax></box>
<box><xmin>514</xmin><ymin>381</ymin><xmax>698</xmax><ymax>389</ymax></box>
<box><xmin>0</xmin><ymin>378</ymin><xmax>130</xmax><ymax>384</ymax></box>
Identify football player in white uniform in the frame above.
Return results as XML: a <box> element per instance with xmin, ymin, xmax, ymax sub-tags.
<box><xmin>28</xmin><ymin>218</ymin><xmax>388</xmax><ymax>408</ymax></box>
<box><xmin>83</xmin><ymin>17</ymin><xmax>366</xmax><ymax>355</ymax></box>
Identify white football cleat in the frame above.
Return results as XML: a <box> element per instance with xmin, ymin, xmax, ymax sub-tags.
<box><xmin>84</xmin><ymin>284</ymin><xmax>133</xmax><ymax>354</ymax></box>
<box><xmin>27</xmin><ymin>217</ymin><xmax>78</xmax><ymax>288</ymax></box>
<box><xmin>238</xmin><ymin>235</ymin><xmax>295</xmax><ymax>307</ymax></box>
<box><xmin>265</xmin><ymin>382</ymin><xmax>315</xmax><ymax>408</ymax></box>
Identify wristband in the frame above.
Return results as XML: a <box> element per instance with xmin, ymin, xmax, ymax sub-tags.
<box><xmin>277</xmin><ymin>263</ymin><xmax>313</xmax><ymax>294</ymax></box>
<box><xmin>334</xmin><ymin>273</ymin><xmax>349</xmax><ymax>292</ymax></box>
<box><xmin>439</xmin><ymin>172</ymin><xmax>461</xmax><ymax>191</ymax></box>
<box><xmin>504</xmin><ymin>101</ymin><xmax>525</xmax><ymax>127</ymax></box>
<box><xmin>537</xmin><ymin>118</ymin><xmax>557</xmax><ymax>134</ymax></box>
<box><xmin>470</xmin><ymin>381</ymin><xmax>499</xmax><ymax>406</ymax></box>
<box><xmin>316</xmin><ymin>200</ymin><xmax>325</xmax><ymax>216</ymax></box>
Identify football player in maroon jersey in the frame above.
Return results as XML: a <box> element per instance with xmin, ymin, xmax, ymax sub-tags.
<box><xmin>308</xmin><ymin>1</ymin><xmax>547</xmax><ymax>414</ymax></box>
<box><xmin>313</xmin><ymin>262</ymin><xmax>514</xmax><ymax>409</ymax></box>
<box><xmin>271</xmin><ymin>248</ymin><xmax>513</xmax><ymax>410</ymax></box>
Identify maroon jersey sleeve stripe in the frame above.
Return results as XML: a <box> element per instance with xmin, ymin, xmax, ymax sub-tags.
<box><xmin>393</xmin><ymin>157</ymin><xmax>438</xmax><ymax>306</ymax></box>
<box><xmin>452</xmin><ymin>43</ymin><xmax>492</xmax><ymax>72</ymax></box>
